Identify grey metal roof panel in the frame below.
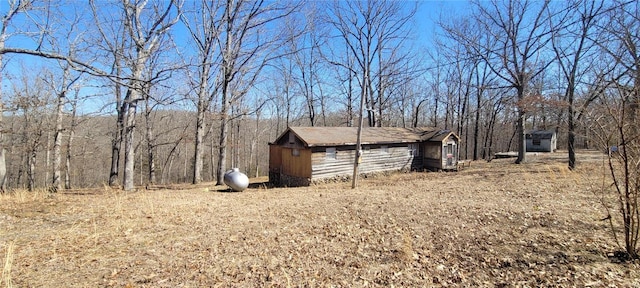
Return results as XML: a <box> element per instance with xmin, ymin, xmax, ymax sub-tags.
<box><xmin>429</xmin><ymin>130</ymin><xmax>458</xmax><ymax>142</ymax></box>
<box><xmin>526</xmin><ymin>130</ymin><xmax>556</xmax><ymax>139</ymax></box>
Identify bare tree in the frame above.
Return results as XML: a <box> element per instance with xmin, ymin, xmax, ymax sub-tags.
<box><xmin>592</xmin><ymin>0</ymin><xmax>640</xmax><ymax>259</ymax></box>
<box><xmin>270</xmin><ymin>58</ymin><xmax>299</xmax><ymax>134</ymax></box>
<box><xmin>325</xmin><ymin>0</ymin><xmax>416</xmax><ymax>188</ymax></box>
<box><xmin>327</xmin><ymin>1</ymin><xmax>416</xmax><ymax>128</ymax></box>
<box><xmin>9</xmin><ymin>69</ymin><xmax>55</xmax><ymax>191</ymax></box>
<box><xmin>143</xmin><ymin>87</ymin><xmax>158</xmax><ymax>185</ymax></box>
<box><xmin>64</xmin><ymin>98</ymin><xmax>78</xmax><ymax>189</ymax></box>
<box><xmin>281</xmin><ymin>3</ymin><xmax>327</xmax><ymax>127</ymax></box>
<box><xmin>0</xmin><ymin>0</ymin><xmax>35</xmax><ymax>192</ymax></box>
<box><xmin>141</xmin><ymin>39</ymin><xmax>184</xmax><ymax>186</ymax></box>
<box><xmin>89</xmin><ymin>0</ymin><xmax>181</xmax><ymax>190</ymax></box>
<box><xmin>1</xmin><ymin>1</ymin><xmax>98</xmax><ymax>191</ymax></box>
<box><xmin>550</xmin><ymin>0</ymin><xmax>604</xmax><ymax>169</ymax></box>
<box><xmin>598</xmin><ymin>0</ymin><xmax>640</xmax><ymax>125</ymax></box>
<box><xmin>181</xmin><ymin>0</ymin><xmax>223</xmax><ymax>184</ymax></box>
<box><xmin>214</xmin><ymin>0</ymin><xmax>295</xmax><ymax>185</ymax></box>
<box><xmin>593</xmin><ymin>84</ymin><xmax>640</xmax><ymax>260</ymax></box>
<box><xmin>434</xmin><ymin>30</ymin><xmax>476</xmax><ymax>155</ymax></box>
<box><xmin>3</xmin><ymin>1</ymin><xmax>97</xmax><ymax>192</ymax></box>
<box><xmin>1</xmin><ymin>0</ymin><xmax>183</xmax><ymax>190</ymax></box>
<box><xmin>42</xmin><ymin>7</ymin><xmax>86</xmax><ymax>191</ymax></box>
<box><xmin>88</xmin><ymin>2</ymin><xmax>130</xmax><ymax>188</ymax></box>
<box><xmin>445</xmin><ymin>0</ymin><xmax>555</xmax><ymax>163</ymax></box>
<box><xmin>46</xmin><ymin>64</ymin><xmax>82</xmax><ymax>192</ymax></box>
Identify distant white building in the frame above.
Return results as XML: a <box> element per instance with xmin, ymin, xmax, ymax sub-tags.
<box><xmin>526</xmin><ymin>130</ymin><xmax>557</xmax><ymax>152</ymax></box>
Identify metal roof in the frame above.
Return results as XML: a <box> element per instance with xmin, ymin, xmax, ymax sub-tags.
<box><xmin>526</xmin><ymin>130</ymin><xmax>556</xmax><ymax>139</ymax></box>
<box><xmin>274</xmin><ymin>126</ymin><xmax>457</xmax><ymax>147</ymax></box>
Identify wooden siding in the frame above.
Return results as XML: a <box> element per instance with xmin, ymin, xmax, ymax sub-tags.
<box><xmin>422</xmin><ymin>136</ymin><xmax>459</xmax><ymax>170</ymax></box>
<box><xmin>311</xmin><ymin>145</ymin><xmax>417</xmax><ymax>179</ymax></box>
<box><xmin>269</xmin><ymin>145</ymin><xmax>282</xmax><ymax>172</ymax></box>
<box><xmin>526</xmin><ymin>139</ymin><xmax>556</xmax><ymax>152</ymax></box>
<box><xmin>526</xmin><ymin>130</ymin><xmax>557</xmax><ymax>152</ymax></box>
<box><xmin>270</xmin><ymin>127</ymin><xmax>462</xmax><ymax>186</ymax></box>
<box><xmin>274</xmin><ymin>130</ymin><xmax>306</xmax><ymax>148</ymax></box>
<box><xmin>281</xmin><ymin>147</ymin><xmax>312</xmax><ymax>178</ymax></box>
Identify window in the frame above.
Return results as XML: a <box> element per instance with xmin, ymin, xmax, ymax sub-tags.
<box><xmin>447</xmin><ymin>143</ymin><xmax>454</xmax><ymax>156</ymax></box>
<box><xmin>292</xmin><ymin>149</ymin><xmax>300</xmax><ymax>157</ymax></box>
<box><xmin>326</xmin><ymin>147</ymin><xmax>337</xmax><ymax>160</ymax></box>
<box><xmin>532</xmin><ymin>136</ymin><xmax>541</xmax><ymax>146</ymax></box>
<box><xmin>446</xmin><ymin>143</ymin><xmax>455</xmax><ymax>166</ymax></box>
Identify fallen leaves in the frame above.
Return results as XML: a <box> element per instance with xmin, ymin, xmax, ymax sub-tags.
<box><xmin>1</xmin><ymin>151</ymin><xmax>639</xmax><ymax>286</ymax></box>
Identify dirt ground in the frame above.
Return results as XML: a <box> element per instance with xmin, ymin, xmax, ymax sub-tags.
<box><xmin>1</xmin><ymin>150</ymin><xmax>639</xmax><ymax>287</ymax></box>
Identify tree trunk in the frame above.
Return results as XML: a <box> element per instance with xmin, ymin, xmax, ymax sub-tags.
<box><xmin>210</xmin><ymin>133</ymin><xmax>216</xmax><ymax>181</ymax></box>
<box><xmin>473</xmin><ymin>86</ymin><xmax>481</xmax><ymax>160</ymax></box>
<box><xmin>515</xmin><ymin>85</ymin><xmax>527</xmax><ymax>164</ymax></box>
<box><xmin>123</xmin><ymin>90</ymin><xmax>139</xmax><ymax>191</ymax></box>
<box><xmin>28</xmin><ymin>149</ymin><xmax>36</xmax><ymax>191</ymax></box>
<box><xmin>145</xmin><ymin>101</ymin><xmax>156</xmax><ymax>185</ymax></box>
<box><xmin>191</xmin><ymin>34</ymin><xmax>214</xmax><ymax>183</ymax></box>
<box><xmin>432</xmin><ymin>96</ymin><xmax>438</xmax><ymax>127</ymax></box>
<box><xmin>250</xmin><ymin>110</ymin><xmax>260</xmax><ymax>177</ymax></box>
<box><xmin>352</xmin><ymin>71</ymin><xmax>368</xmax><ymax>189</ymax></box>
<box><xmin>216</xmin><ymin>104</ymin><xmax>229</xmax><ymax>185</ymax></box>
<box><xmin>413</xmin><ymin>99</ymin><xmax>426</xmax><ymax>128</ymax></box>
<box><xmin>0</xmin><ymin>13</ymin><xmax>8</xmax><ymax>192</ymax></box>
<box><xmin>193</xmin><ymin>99</ymin><xmax>205</xmax><ymax>184</ymax></box>
<box><xmin>51</xmin><ymin>72</ymin><xmax>69</xmax><ymax>192</ymax></box>
<box><xmin>377</xmin><ymin>52</ymin><xmax>385</xmax><ymax>128</ymax></box>
<box><xmin>217</xmin><ymin>0</ymin><xmax>232</xmax><ymax>186</ymax></box>
<box><xmin>346</xmin><ymin>66</ymin><xmax>354</xmax><ymax>127</ymax></box>
<box><xmin>216</xmin><ymin>76</ymin><xmax>230</xmax><ymax>185</ymax></box>
<box><xmin>216</xmin><ymin>50</ymin><xmax>231</xmax><ymax>183</ymax></box>
<box><xmin>234</xmin><ymin>118</ymin><xmax>241</xmax><ymax>169</ymax></box>
<box><xmin>109</xmin><ymin>88</ymin><xmax>126</xmax><ymax>187</ymax></box>
<box><xmin>568</xmin><ymin>82</ymin><xmax>576</xmax><ymax>169</ymax></box>
<box><xmin>64</xmin><ymin>101</ymin><xmax>77</xmax><ymax>189</ymax></box>
<box><xmin>0</xmin><ymin>149</ymin><xmax>5</xmax><ymax>192</ymax></box>
<box><xmin>45</xmin><ymin>132</ymin><xmax>51</xmax><ymax>188</ymax></box>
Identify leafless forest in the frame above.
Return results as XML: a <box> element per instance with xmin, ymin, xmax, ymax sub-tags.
<box><xmin>2</xmin><ymin>0</ymin><xmax>640</xmax><ymax>284</ymax></box>
<box><xmin>0</xmin><ymin>0</ymin><xmax>638</xmax><ymax>192</ymax></box>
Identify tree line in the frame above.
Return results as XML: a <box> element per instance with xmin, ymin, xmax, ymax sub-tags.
<box><xmin>0</xmin><ymin>0</ymin><xmax>638</xmax><ymax>192</ymax></box>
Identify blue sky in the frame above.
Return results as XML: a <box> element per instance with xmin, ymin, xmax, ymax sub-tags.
<box><xmin>416</xmin><ymin>1</ymin><xmax>471</xmax><ymax>34</ymax></box>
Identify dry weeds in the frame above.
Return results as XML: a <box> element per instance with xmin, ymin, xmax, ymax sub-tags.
<box><xmin>1</xmin><ymin>150</ymin><xmax>639</xmax><ymax>287</ymax></box>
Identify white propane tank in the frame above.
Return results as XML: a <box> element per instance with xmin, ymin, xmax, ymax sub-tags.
<box><xmin>223</xmin><ymin>168</ymin><xmax>249</xmax><ymax>192</ymax></box>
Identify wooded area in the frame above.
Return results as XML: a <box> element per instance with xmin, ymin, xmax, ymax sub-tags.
<box><xmin>0</xmin><ymin>0</ymin><xmax>638</xmax><ymax>191</ymax></box>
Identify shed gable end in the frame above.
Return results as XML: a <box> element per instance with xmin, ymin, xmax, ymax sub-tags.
<box><xmin>275</xmin><ymin>130</ymin><xmax>306</xmax><ymax>148</ymax></box>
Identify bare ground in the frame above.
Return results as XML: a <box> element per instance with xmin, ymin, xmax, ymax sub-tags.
<box><xmin>1</xmin><ymin>150</ymin><xmax>639</xmax><ymax>287</ymax></box>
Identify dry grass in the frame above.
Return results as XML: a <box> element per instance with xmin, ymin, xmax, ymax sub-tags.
<box><xmin>1</xmin><ymin>150</ymin><xmax>639</xmax><ymax>287</ymax></box>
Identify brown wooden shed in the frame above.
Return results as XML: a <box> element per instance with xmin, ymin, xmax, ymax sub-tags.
<box><xmin>268</xmin><ymin>127</ymin><xmax>460</xmax><ymax>187</ymax></box>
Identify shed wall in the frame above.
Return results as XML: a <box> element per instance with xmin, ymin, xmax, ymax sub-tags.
<box><xmin>269</xmin><ymin>145</ymin><xmax>282</xmax><ymax>172</ymax></box>
<box><xmin>311</xmin><ymin>144</ymin><xmax>418</xmax><ymax>180</ymax></box>
<box><xmin>269</xmin><ymin>145</ymin><xmax>312</xmax><ymax>186</ymax></box>
<box><xmin>281</xmin><ymin>147</ymin><xmax>312</xmax><ymax>178</ymax></box>
<box><xmin>422</xmin><ymin>136</ymin><xmax>458</xmax><ymax>170</ymax></box>
<box><xmin>423</xmin><ymin>142</ymin><xmax>442</xmax><ymax>170</ymax></box>
<box><xmin>526</xmin><ymin>132</ymin><xmax>557</xmax><ymax>152</ymax></box>
<box><xmin>526</xmin><ymin>138</ymin><xmax>557</xmax><ymax>152</ymax></box>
